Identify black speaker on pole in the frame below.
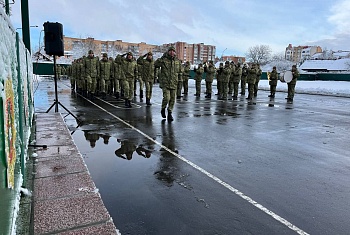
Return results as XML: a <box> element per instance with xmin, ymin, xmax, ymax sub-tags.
<box><xmin>43</xmin><ymin>22</ymin><xmax>64</xmax><ymax>56</ymax></box>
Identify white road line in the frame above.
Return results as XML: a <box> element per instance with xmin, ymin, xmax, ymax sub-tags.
<box><xmin>81</xmin><ymin>96</ymin><xmax>310</xmax><ymax>235</ymax></box>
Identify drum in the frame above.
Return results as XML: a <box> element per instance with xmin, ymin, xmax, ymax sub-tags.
<box><xmin>279</xmin><ymin>71</ymin><xmax>293</xmax><ymax>83</ymax></box>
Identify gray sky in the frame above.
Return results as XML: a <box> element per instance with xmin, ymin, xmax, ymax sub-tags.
<box><xmin>10</xmin><ymin>0</ymin><xmax>350</xmax><ymax>56</ymax></box>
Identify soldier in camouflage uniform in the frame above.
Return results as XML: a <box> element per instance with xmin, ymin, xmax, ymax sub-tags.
<box><xmin>182</xmin><ymin>61</ymin><xmax>191</xmax><ymax>95</ymax></box>
<box><xmin>204</xmin><ymin>60</ymin><xmax>216</xmax><ymax>99</ymax></box>
<box><xmin>220</xmin><ymin>61</ymin><xmax>232</xmax><ymax>100</ymax></box>
<box><xmin>228</xmin><ymin>61</ymin><xmax>236</xmax><ymax>96</ymax></box>
<box><xmin>99</xmin><ymin>53</ymin><xmax>112</xmax><ymax>99</ymax></box>
<box><xmin>176</xmin><ymin>61</ymin><xmax>184</xmax><ymax>99</ymax></box>
<box><xmin>241</xmin><ymin>63</ymin><xmax>248</xmax><ymax>95</ymax></box>
<box><xmin>135</xmin><ymin>62</ymin><xmax>144</xmax><ymax>99</ymax></box>
<box><xmin>246</xmin><ymin>63</ymin><xmax>257</xmax><ymax>100</ymax></box>
<box><xmin>117</xmin><ymin>52</ymin><xmax>138</xmax><ymax>108</ymax></box>
<box><xmin>194</xmin><ymin>63</ymin><xmax>204</xmax><ymax>96</ymax></box>
<box><xmin>268</xmin><ymin>66</ymin><xmax>278</xmax><ymax>98</ymax></box>
<box><xmin>216</xmin><ymin>62</ymin><xmax>224</xmax><ymax>98</ymax></box>
<box><xmin>286</xmin><ymin>65</ymin><xmax>300</xmax><ymax>102</ymax></box>
<box><xmin>114</xmin><ymin>55</ymin><xmax>122</xmax><ymax>99</ymax></box>
<box><xmin>109</xmin><ymin>57</ymin><xmax>115</xmax><ymax>95</ymax></box>
<box><xmin>155</xmin><ymin>46</ymin><xmax>182</xmax><ymax>121</ymax></box>
<box><xmin>254</xmin><ymin>63</ymin><xmax>262</xmax><ymax>97</ymax></box>
<box><xmin>83</xmin><ymin>50</ymin><xmax>100</xmax><ymax>99</ymax></box>
<box><xmin>232</xmin><ymin>63</ymin><xmax>242</xmax><ymax>100</ymax></box>
<box><xmin>137</xmin><ymin>52</ymin><xmax>155</xmax><ymax>105</ymax></box>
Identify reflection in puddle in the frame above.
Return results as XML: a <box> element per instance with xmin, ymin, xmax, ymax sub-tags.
<box><xmin>115</xmin><ymin>139</ymin><xmax>152</xmax><ymax>160</ymax></box>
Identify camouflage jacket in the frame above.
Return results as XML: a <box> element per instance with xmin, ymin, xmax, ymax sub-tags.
<box><xmin>232</xmin><ymin>66</ymin><xmax>242</xmax><ymax>83</ymax></box>
<box><xmin>137</xmin><ymin>56</ymin><xmax>155</xmax><ymax>82</ymax></box>
<box><xmin>194</xmin><ymin>66</ymin><xmax>204</xmax><ymax>81</ymax></box>
<box><xmin>83</xmin><ymin>56</ymin><xmax>100</xmax><ymax>78</ymax></box>
<box><xmin>247</xmin><ymin>67</ymin><xmax>257</xmax><ymax>84</ymax></box>
<box><xmin>269</xmin><ymin>70</ymin><xmax>278</xmax><ymax>86</ymax></box>
<box><xmin>290</xmin><ymin>68</ymin><xmax>300</xmax><ymax>85</ymax></box>
<box><xmin>155</xmin><ymin>53</ymin><xmax>182</xmax><ymax>89</ymax></box>
<box><xmin>205</xmin><ymin>65</ymin><xmax>216</xmax><ymax>82</ymax></box>
<box><xmin>99</xmin><ymin>60</ymin><xmax>112</xmax><ymax>80</ymax></box>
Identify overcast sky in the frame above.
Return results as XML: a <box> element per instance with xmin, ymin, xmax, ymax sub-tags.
<box><xmin>10</xmin><ymin>0</ymin><xmax>350</xmax><ymax>56</ymax></box>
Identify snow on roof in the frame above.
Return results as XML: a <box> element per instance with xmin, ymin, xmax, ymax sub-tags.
<box><xmin>333</xmin><ymin>51</ymin><xmax>350</xmax><ymax>58</ymax></box>
<box><xmin>299</xmin><ymin>58</ymin><xmax>350</xmax><ymax>71</ymax></box>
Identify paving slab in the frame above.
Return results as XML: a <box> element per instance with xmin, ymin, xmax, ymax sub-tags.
<box><xmin>34</xmin><ymin>194</ymin><xmax>111</xmax><ymax>234</ymax></box>
<box><xmin>35</xmin><ymin>156</ymin><xmax>87</xmax><ymax>178</ymax></box>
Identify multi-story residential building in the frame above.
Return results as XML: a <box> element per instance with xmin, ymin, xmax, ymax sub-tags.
<box><xmin>285</xmin><ymin>44</ymin><xmax>322</xmax><ymax>63</ymax></box>
<box><xmin>63</xmin><ymin>37</ymin><xmax>226</xmax><ymax>64</ymax></box>
<box><xmin>218</xmin><ymin>56</ymin><xmax>246</xmax><ymax>64</ymax></box>
<box><xmin>162</xmin><ymin>42</ymin><xmax>216</xmax><ymax>64</ymax></box>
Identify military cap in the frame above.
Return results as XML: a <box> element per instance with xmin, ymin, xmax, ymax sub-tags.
<box><xmin>127</xmin><ymin>52</ymin><xmax>133</xmax><ymax>56</ymax></box>
<box><xmin>209</xmin><ymin>60</ymin><xmax>213</xmax><ymax>64</ymax></box>
<box><xmin>103</xmin><ymin>53</ymin><xmax>108</xmax><ymax>57</ymax></box>
<box><xmin>225</xmin><ymin>61</ymin><xmax>230</xmax><ymax>64</ymax></box>
<box><xmin>147</xmin><ymin>52</ymin><xmax>153</xmax><ymax>56</ymax></box>
<box><xmin>88</xmin><ymin>50</ymin><xmax>94</xmax><ymax>54</ymax></box>
<box><xmin>168</xmin><ymin>46</ymin><xmax>176</xmax><ymax>52</ymax></box>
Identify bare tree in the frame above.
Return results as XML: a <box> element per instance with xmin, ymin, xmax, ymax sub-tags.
<box><xmin>245</xmin><ymin>45</ymin><xmax>272</xmax><ymax>64</ymax></box>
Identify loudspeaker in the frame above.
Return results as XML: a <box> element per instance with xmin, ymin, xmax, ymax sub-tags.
<box><xmin>43</xmin><ymin>22</ymin><xmax>64</xmax><ymax>56</ymax></box>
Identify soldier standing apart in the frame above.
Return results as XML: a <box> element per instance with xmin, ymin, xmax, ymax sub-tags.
<box><xmin>254</xmin><ymin>63</ymin><xmax>262</xmax><ymax>97</ymax></box>
<box><xmin>118</xmin><ymin>52</ymin><xmax>138</xmax><ymax>108</ymax></box>
<box><xmin>114</xmin><ymin>55</ymin><xmax>123</xmax><ymax>99</ymax></box>
<box><xmin>83</xmin><ymin>50</ymin><xmax>100</xmax><ymax>100</ymax></box>
<box><xmin>216</xmin><ymin>62</ymin><xmax>224</xmax><ymax>98</ymax></box>
<box><xmin>194</xmin><ymin>63</ymin><xmax>204</xmax><ymax>96</ymax></box>
<box><xmin>204</xmin><ymin>60</ymin><xmax>216</xmax><ymax>99</ymax></box>
<box><xmin>228</xmin><ymin>61</ymin><xmax>236</xmax><ymax>96</ymax></box>
<box><xmin>286</xmin><ymin>65</ymin><xmax>300</xmax><ymax>102</ymax></box>
<box><xmin>241</xmin><ymin>64</ymin><xmax>248</xmax><ymax>95</ymax></box>
<box><xmin>155</xmin><ymin>46</ymin><xmax>182</xmax><ymax>121</ymax></box>
<box><xmin>247</xmin><ymin>63</ymin><xmax>257</xmax><ymax>100</ymax></box>
<box><xmin>99</xmin><ymin>53</ymin><xmax>112</xmax><ymax>99</ymax></box>
<box><xmin>268</xmin><ymin>66</ymin><xmax>278</xmax><ymax>98</ymax></box>
<box><xmin>176</xmin><ymin>60</ymin><xmax>184</xmax><ymax>99</ymax></box>
<box><xmin>137</xmin><ymin>52</ymin><xmax>155</xmax><ymax>106</ymax></box>
<box><xmin>220</xmin><ymin>61</ymin><xmax>231</xmax><ymax>100</ymax></box>
<box><xmin>135</xmin><ymin>61</ymin><xmax>144</xmax><ymax>99</ymax></box>
<box><xmin>182</xmin><ymin>61</ymin><xmax>191</xmax><ymax>95</ymax></box>
<box><xmin>109</xmin><ymin>57</ymin><xmax>115</xmax><ymax>95</ymax></box>
<box><xmin>232</xmin><ymin>63</ymin><xmax>242</xmax><ymax>100</ymax></box>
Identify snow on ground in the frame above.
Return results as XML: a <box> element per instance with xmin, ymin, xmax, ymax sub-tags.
<box><xmin>35</xmin><ymin>75</ymin><xmax>350</xmax><ymax>98</ymax></box>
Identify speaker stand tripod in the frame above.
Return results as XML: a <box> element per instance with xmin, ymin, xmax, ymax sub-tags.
<box><xmin>46</xmin><ymin>56</ymin><xmax>81</xmax><ymax>125</ymax></box>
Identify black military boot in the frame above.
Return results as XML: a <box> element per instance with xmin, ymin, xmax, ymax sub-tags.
<box><xmin>128</xmin><ymin>100</ymin><xmax>132</xmax><ymax>108</ymax></box>
<box><xmin>161</xmin><ymin>109</ymin><xmax>166</xmax><ymax>118</ymax></box>
<box><xmin>167</xmin><ymin>111</ymin><xmax>174</xmax><ymax>121</ymax></box>
<box><xmin>146</xmin><ymin>98</ymin><xmax>152</xmax><ymax>106</ymax></box>
<box><xmin>115</xmin><ymin>92</ymin><xmax>120</xmax><ymax>99</ymax></box>
<box><xmin>124</xmin><ymin>99</ymin><xmax>128</xmax><ymax>107</ymax></box>
<box><xmin>140</xmin><ymin>90</ymin><xmax>144</xmax><ymax>98</ymax></box>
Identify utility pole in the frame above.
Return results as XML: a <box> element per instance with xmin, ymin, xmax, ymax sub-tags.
<box><xmin>20</xmin><ymin>0</ymin><xmax>31</xmax><ymax>53</ymax></box>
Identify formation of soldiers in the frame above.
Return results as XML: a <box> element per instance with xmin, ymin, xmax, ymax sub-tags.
<box><xmin>64</xmin><ymin>48</ymin><xmax>300</xmax><ymax>119</ymax></box>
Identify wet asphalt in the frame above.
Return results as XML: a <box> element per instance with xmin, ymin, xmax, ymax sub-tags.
<box><xmin>34</xmin><ymin>77</ymin><xmax>350</xmax><ymax>235</ymax></box>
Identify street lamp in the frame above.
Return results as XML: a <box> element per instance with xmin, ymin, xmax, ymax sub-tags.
<box><xmin>16</xmin><ymin>25</ymin><xmax>39</xmax><ymax>30</ymax></box>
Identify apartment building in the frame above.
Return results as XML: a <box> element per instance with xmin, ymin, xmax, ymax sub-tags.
<box><xmin>285</xmin><ymin>44</ymin><xmax>322</xmax><ymax>63</ymax></box>
<box><xmin>64</xmin><ymin>36</ymin><xmax>216</xmax><ymax>63</ymax></box>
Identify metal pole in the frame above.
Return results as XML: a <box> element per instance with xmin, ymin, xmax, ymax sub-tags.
<box><xmin>5</xmin><ymin>0</ymin><xmax>10</xmax><ymax>15</ymax></box>
<box><xmin>20</xmin><ymin>0</ymin><xmax>31</xmax><ymax>53</ymax></box>
<box><xmin>53</xmin><ymin>56</ymin><xmax>59</xmax><ymax>112</ymax></box>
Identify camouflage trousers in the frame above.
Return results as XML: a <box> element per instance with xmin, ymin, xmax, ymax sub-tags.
<box><xmin>241</xmin><ymin>76</ymin><xmax>247</xmax><ymax>94</ymax></box>
<box><xmin>144</xmin><ymin>81</ymin><xmax>154</xmax><ymax>99</ymax></box>
<box><xmin>123</xmin><ymin>79</ymin><xmax>135</xmax><ymax>101</ymax></box>
<box><xmin>183</xmin><ymin>78</ymin><xmax>189</xmax><ymax>94</ymax></box>
<box><xmin>233</xmin><ymin>82</ymin><xmax>239</xmax><ymax>97</ymax></box>
<box><xmin>195</xmin><ymin>79</ymin><xmax>201</xmax><ymax>95</ymax></box>
<box><xmin>161</xmin><ymin>87</ymin><xmax>176</xmax><ymax>112</ymax></box>
<box><xmin>287</xmin><ymin>83</ymin><xmax>296</xmax><ymax>99</ymax></box>
<box><xmin>100</xmin><ymin>79</ymin><xmax>110</xmax><ymax>94</ymax></box>
<box><xmin>177</xmin><ymin>81</ymin><xmax>183</xmax><ymax>97</ymax></box>
<box><xmin>205</xmin><ymin>81</ymin><xmax>212</xmax><ymax>94</ymax></box>
<box><xmin>86</xmin><ymin>76</ymin><xmax>97</xmax><ymax>94</ymax></box>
